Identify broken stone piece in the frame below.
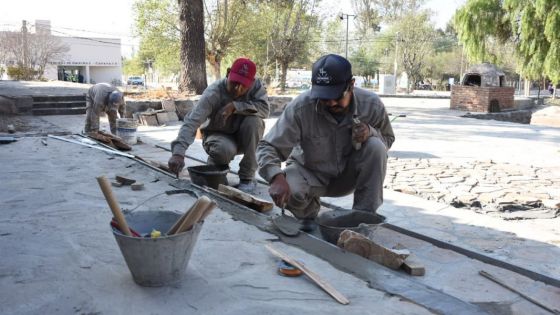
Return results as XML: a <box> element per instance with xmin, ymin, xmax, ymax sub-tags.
<box><xmin>111</xmin><ymin>181</ymin><xmax>123</xmax><ymax>187</ymax></box>
<box><xmin>337</xmin><ymin>229</ymin><xmax>410</xmax><ymax>269</ymax></box>
<box><xmin>131</xmin><ymin>182</ymin><xmax>144</xmax><ymax>191</ymax></box>
<box><xmin>115</xmin><ymin>175</ymin><xmax>136</xmax><ymax>185</ymax></box>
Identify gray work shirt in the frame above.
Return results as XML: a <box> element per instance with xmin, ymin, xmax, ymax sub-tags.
<box><xmin>171</xmin><ymin>78</ymin><xmax>269</xmax><ymax>156</ymax></box>
<box><xmin>257</xmin><ymin>87</ymin><xmax>395</xmax><ymax>186</ymax></box>
<box><xmin>87</xmin><ymin>83</ymin><xmax>121</xmax><ymax>112</ymax></box>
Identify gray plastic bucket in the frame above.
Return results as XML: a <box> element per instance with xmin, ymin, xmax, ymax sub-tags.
<box><xmin>112</xmin><ymin>210</ymin><xmax>203</xmax><ymax>287</ymax></box>
<box><xmin>116</xmin><ymin>118</ymin><xmax>138</xmax><ymax>145</ymax></box>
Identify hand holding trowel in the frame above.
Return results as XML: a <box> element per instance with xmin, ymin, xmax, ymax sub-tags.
<box><xmin>269</xmin><ymin>173</ymin><xmax>300</xmax><ymax>236</ymax></box>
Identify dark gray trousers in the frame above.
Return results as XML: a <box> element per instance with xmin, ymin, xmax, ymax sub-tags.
<box><xmin>203</xmin><ymin>115</ymin><xmax>265</xmax><ymax>181</ymax></box>
<box><xmin>285</xmin><ymin>136</ymin><xmax>388</xmax><ymax>219</ymax></box>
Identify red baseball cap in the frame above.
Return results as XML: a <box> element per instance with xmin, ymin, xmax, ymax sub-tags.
<box><xmin>228</xmin><ymin>58</ymin><xmax>256</xmax><ymax>88</ymax></box>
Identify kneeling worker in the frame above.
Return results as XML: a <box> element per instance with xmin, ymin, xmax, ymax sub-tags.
<box><xmin>168</xmin><ymin>57</ymin><xmax>270</xmax><ymax>193</ymax></box>
<box><xmin>257</xmin><ymin>54</ymin><xmax>395</xmax><ymax>231</ymax></box>
<box><xmin>84</xmin><ymin>83</ymin><xmax>126</xmax><ymax>135</ymax></box>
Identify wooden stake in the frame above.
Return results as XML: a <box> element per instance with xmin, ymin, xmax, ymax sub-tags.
<box><xmin>96</xmin><ymin>176</ymin><xmax>133</xmax><ymax>237</ymax></box>
<box><xmin>265</xmin><ymin>244</ymin><xmax>350</xmax><ymax>305</ymax></box>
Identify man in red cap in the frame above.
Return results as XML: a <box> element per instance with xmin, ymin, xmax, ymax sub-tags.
<box><xmin>257</xmin><ymin>54</ymin><xmax>394</xmax><ymax>231</ymax></box>
<box><xmin>168</xmin><ymin>57</ymin><xmax>269</xmax><ymax>193</ymax></box>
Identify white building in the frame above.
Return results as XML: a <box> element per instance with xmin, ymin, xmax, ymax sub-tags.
<box><xmin>2</xmin><ymin>20</ymin><xmax>122</xmax><ymax>84</ymax></box>
<box><xmin>46</xmin><ymin>36</ymin><xmax>122</xmax><ymax>84</ymax></box>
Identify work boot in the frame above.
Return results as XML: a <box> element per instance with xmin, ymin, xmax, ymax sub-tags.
<box><xmin>299</xmin><ymin>218</ymin><xmax>317</xmax><ymax>232</ymax></box>
<box><xmin>236</xmin><ymin>179</ymin><xmax>257</xmax><ymax>193</ymax></box>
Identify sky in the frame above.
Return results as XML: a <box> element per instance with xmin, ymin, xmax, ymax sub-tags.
<box><xmin>1</xmin><ymin>0</ymin><xmax>466</xmax><ymax>57</ymax></box>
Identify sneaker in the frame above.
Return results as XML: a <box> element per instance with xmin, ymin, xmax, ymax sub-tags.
<box><xmin>299</xmin><ymin>218</ymin><xmax>317</xmax><ymax>232</ymax></box>
<box><xmin>236</xmin><ymin>179</ymin><xmax>257</xmax><ymax>193</ymax></box>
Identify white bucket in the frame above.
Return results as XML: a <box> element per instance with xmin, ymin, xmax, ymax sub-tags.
<box><xmin>116</xmin><ymin>118</ymin><xmax>138</xmax><ymax>145</ymax></box>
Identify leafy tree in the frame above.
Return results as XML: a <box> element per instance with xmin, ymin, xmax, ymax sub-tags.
<box><xmin>133</xmin><ymin>0</ymin><xmax>181</xmax><ymax>75</ymax></box>
<box><xmin>454</xmin><ymin>0</ymin><xmax>560</xmax><ymax>86</ymax></box>
<box><xmin>349</xmin><ymin>46</ymin><xmax>379</xmax><ymax>82</ymax></box>
<box><xmin>268</xmin><ymin>0</ymin><xmax>318</xmax><ymax>92</ymax></box>
<box><xmin>204</xmin><ymin>0</ymin><xmax>248</xmax><ymax>80</ymax></box>
<box><xmin>122</xmin><ymin>56</ymin><xmax>146</xmax><ymax>76</ymax></box>
<box><xmin>351</xmin><ymin>0</ymin><xmax>382</xmax><ymax>37</ymax></box>
<box><xmin>0</xmin><ymin>30</ymin><xmax>69</xmax><ymax>80</ymax></box>
<box><xmin>353</xmin><ymin>0</ymin><xmax>425</xmax><ymax>23</ymax></box>
<box><xmin>392</xmin><ymin>11</ymin><xmax>436</xmax><ymax>91</ymax></box>
<box><xmin>178</xmin><ymin>0</ymin><xmax>207</xmax><ymax>93</ymax></box>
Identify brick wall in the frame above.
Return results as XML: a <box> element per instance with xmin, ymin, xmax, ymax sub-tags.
<box><xmin>450</xmin><ymin>86</ymin><xmax>515</xmax><ymax>112</ymax></box>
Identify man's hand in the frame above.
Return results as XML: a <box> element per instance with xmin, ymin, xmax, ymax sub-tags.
<box><xmin>352</xmin><ymin>122</ymin><xmax>370</xmax><ymax>144</ymax></box>
<box><xmin>168</xmin><ymin>154</ymin><xmax>185</xmax><ymax>177</ymax></box>
<box><xmin>216</xmin><ymin>102</ymin><xmax>236</xmax><ymax>128</ymax></box>
<box><xmin>269</xmin><ymin>173</ymin><xmax>291</xmax><ymax>208</ymax></box>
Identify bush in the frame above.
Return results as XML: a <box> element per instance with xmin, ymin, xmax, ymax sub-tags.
<box><xmin>6</xmin><ymin>66</ymin><xmax>39</xmax><ymax>80</ymax></box>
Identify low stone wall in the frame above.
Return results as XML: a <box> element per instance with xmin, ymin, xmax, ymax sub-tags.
<box><xmin>462</xmin><ymin>109</ymin><xmax>533</xmax><ymax>124</ymax></box>
<box><xmin>0</xmin><ymin>96</ymin><xmax>18</xmax><ymax>115</ymax></box>
<box><xmin>125</xmin><ymin>95</ymin><xmax>294</xmax><ymax>119</ymax></box>
<box><xmin>451</xmin><ymin>85</ymin><xmax>515</xmax><ymax>112</ymax></box>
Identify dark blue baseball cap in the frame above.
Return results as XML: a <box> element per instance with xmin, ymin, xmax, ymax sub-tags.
<box><xmin>310</xmin><ymin>54</ymin><xmax>352</xmax><ymax>100</ymax></box>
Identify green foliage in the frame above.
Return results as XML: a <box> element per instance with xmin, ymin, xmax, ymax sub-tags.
<box><xmin>392</xmin><ymin>11</ymin><xmax>436</xmax><ymax>90</ymax></box>
<box><xmin>122</xmin><ymin>56</ymin><xmax>145</xmax><ymax>76</ymax></box>
<box><xmin>133</xmin><ymin>0</ymin><xmax>181</xmax><ymax>75</ymax></box>
<box><xmin>349</xmin><ymin>47</ymin><xmax>379</xmax><ymax>78</ymax></box>
<box><xmin>455</xmin><ymin>0</ymin><xmax>560</xmax><ymax>84</ymax></box>
<box><xmin>6</xmin><ymin>66</ymin><xmax>38</xmax><ymax>80</ymax></box>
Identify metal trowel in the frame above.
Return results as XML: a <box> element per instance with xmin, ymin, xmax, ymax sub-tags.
<box><xmin>272</xmin><ymin>205</ymin><xmax>300</xmax><ymax>236</ymax></box>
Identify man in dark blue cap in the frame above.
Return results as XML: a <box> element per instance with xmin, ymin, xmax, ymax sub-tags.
<box><xmin>257</xmin><ymin>54</ymin><xmax>395</xmax><ymax>231</ymax></box>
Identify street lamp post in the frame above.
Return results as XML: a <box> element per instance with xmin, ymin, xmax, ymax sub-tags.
<box><xmin>339</xmin><ymin>13</ymin><xmax>355</xmax><ymax>59</ymax></box>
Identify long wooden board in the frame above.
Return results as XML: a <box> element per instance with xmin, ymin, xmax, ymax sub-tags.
<box><xmin>265</xmin><ymin>244</ymin><xmax>350</xmax><ymax>305</ymax></box>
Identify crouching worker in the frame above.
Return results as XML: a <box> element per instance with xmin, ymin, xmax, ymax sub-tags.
<box><xmin>84</xmin><ymin>83</ymin><xmax>126</xmax><ymax>135</ymax></box>
<box><xmin>257</xmin><ymin>54</ymin><xmax>395</xmax><ymax>231</ymax></box>
<box><xmin>168</xmin><ymin>57</ymin><xmax>270</xmax><ymax>193</ymax></box>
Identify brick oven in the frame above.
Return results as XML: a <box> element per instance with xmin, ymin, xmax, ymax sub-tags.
<box><xmin>450</xmin><ymin>63</ymin><xmax>515</xmax><ymax>112</ymax></box>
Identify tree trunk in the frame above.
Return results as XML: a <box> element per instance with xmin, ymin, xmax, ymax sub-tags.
<box><xmin>178</xmin><ymin>0</ymin><xmax>207</xmax><ymax>94</ymax></box>
<box><xmin>279</xmin><ymin>61</ymin><xmax>288</xmax><ymax>93</ymax></box>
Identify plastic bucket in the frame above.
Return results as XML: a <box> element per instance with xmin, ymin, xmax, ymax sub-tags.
<box><xmin>187</xmin><ymin>165</ymin><xmax>229</xmax><ymax>189</ymax></box>
<box><xmin>317</xmin><ymin>210</ymin><xmax>386</xmax><ymax>244</ymax></box>
<box><xmin>116</xmin><ymin>118</ymin><xmax>138</xmax><ymax>145</ymax></box>
<box><xmin>112</xmin><ymin>210</ymin><xmax>203</xmax><ymax>287</ymax></box>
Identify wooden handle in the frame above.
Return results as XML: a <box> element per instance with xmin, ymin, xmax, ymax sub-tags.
<box><xmin>198</xmin><ymin>200</ymin><xmax>217</xmax><ymax>222</ymax></box>
<box><xmin>96</xmin><ymin>176</ymin><xmax>133</xmax><ymax>237</ymax></box>
<box><xmin>265</xmin><ymin>244</ymin><xmax>350</xmax><ymax>305</ymax></box>
<box><xmin>167</xmin><ymin>198</ymin><xmax>201</xmax><ymax>235</ymax></box>
<box><xmin>175</xmin><ymin>196</ymin><xmax>211</xmax><ymax>234</ymax></box>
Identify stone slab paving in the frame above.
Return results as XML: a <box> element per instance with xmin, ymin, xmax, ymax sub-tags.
<box><xmin>0</xmin><ymin>138</ymin><xmax>436</xmax><ymax>315</ymax></box>
<box><xmin>0</xmin><ymin>109</ymin><xmax>554</xmax><ymax>313</ymax></box>
<box><xmin>386</xmin><ymin>157</ymin><xmax>560</xmax><ymax>219</ymax></box>
<box><xmin>37</xmin><ymin>97</ymin><xmax>560</xmax><ymax>283</ymax></box>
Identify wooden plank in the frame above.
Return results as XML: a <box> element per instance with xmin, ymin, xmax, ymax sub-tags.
<box><xmin>401</xmin><ymin>254</ymin><xmax>425</xmax><ymax>276</ymax></box>
<box><xmin>167</xmin><ymin>196</ymin><xmax>211</xmax><ymax>235</ymax></box>
<box><xmin>217</xmin><ymin>184</ymin><xmax>273</xmax><ymax>213</ymax></box>
<box><xmin>265</xmin><ymin>244</ymin><xmax>350</xmax><ymax>305</ymax></box>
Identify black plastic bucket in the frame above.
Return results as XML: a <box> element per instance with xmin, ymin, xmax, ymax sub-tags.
<box><xmin>317</xmin><ymin>210</ymin><xmax>386</xmax><ymax>244</ymax></box>
<box><xmin>187</xmin><ymin>165</ymin><xmax>229</xmax><ymax>189</ymax></box>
